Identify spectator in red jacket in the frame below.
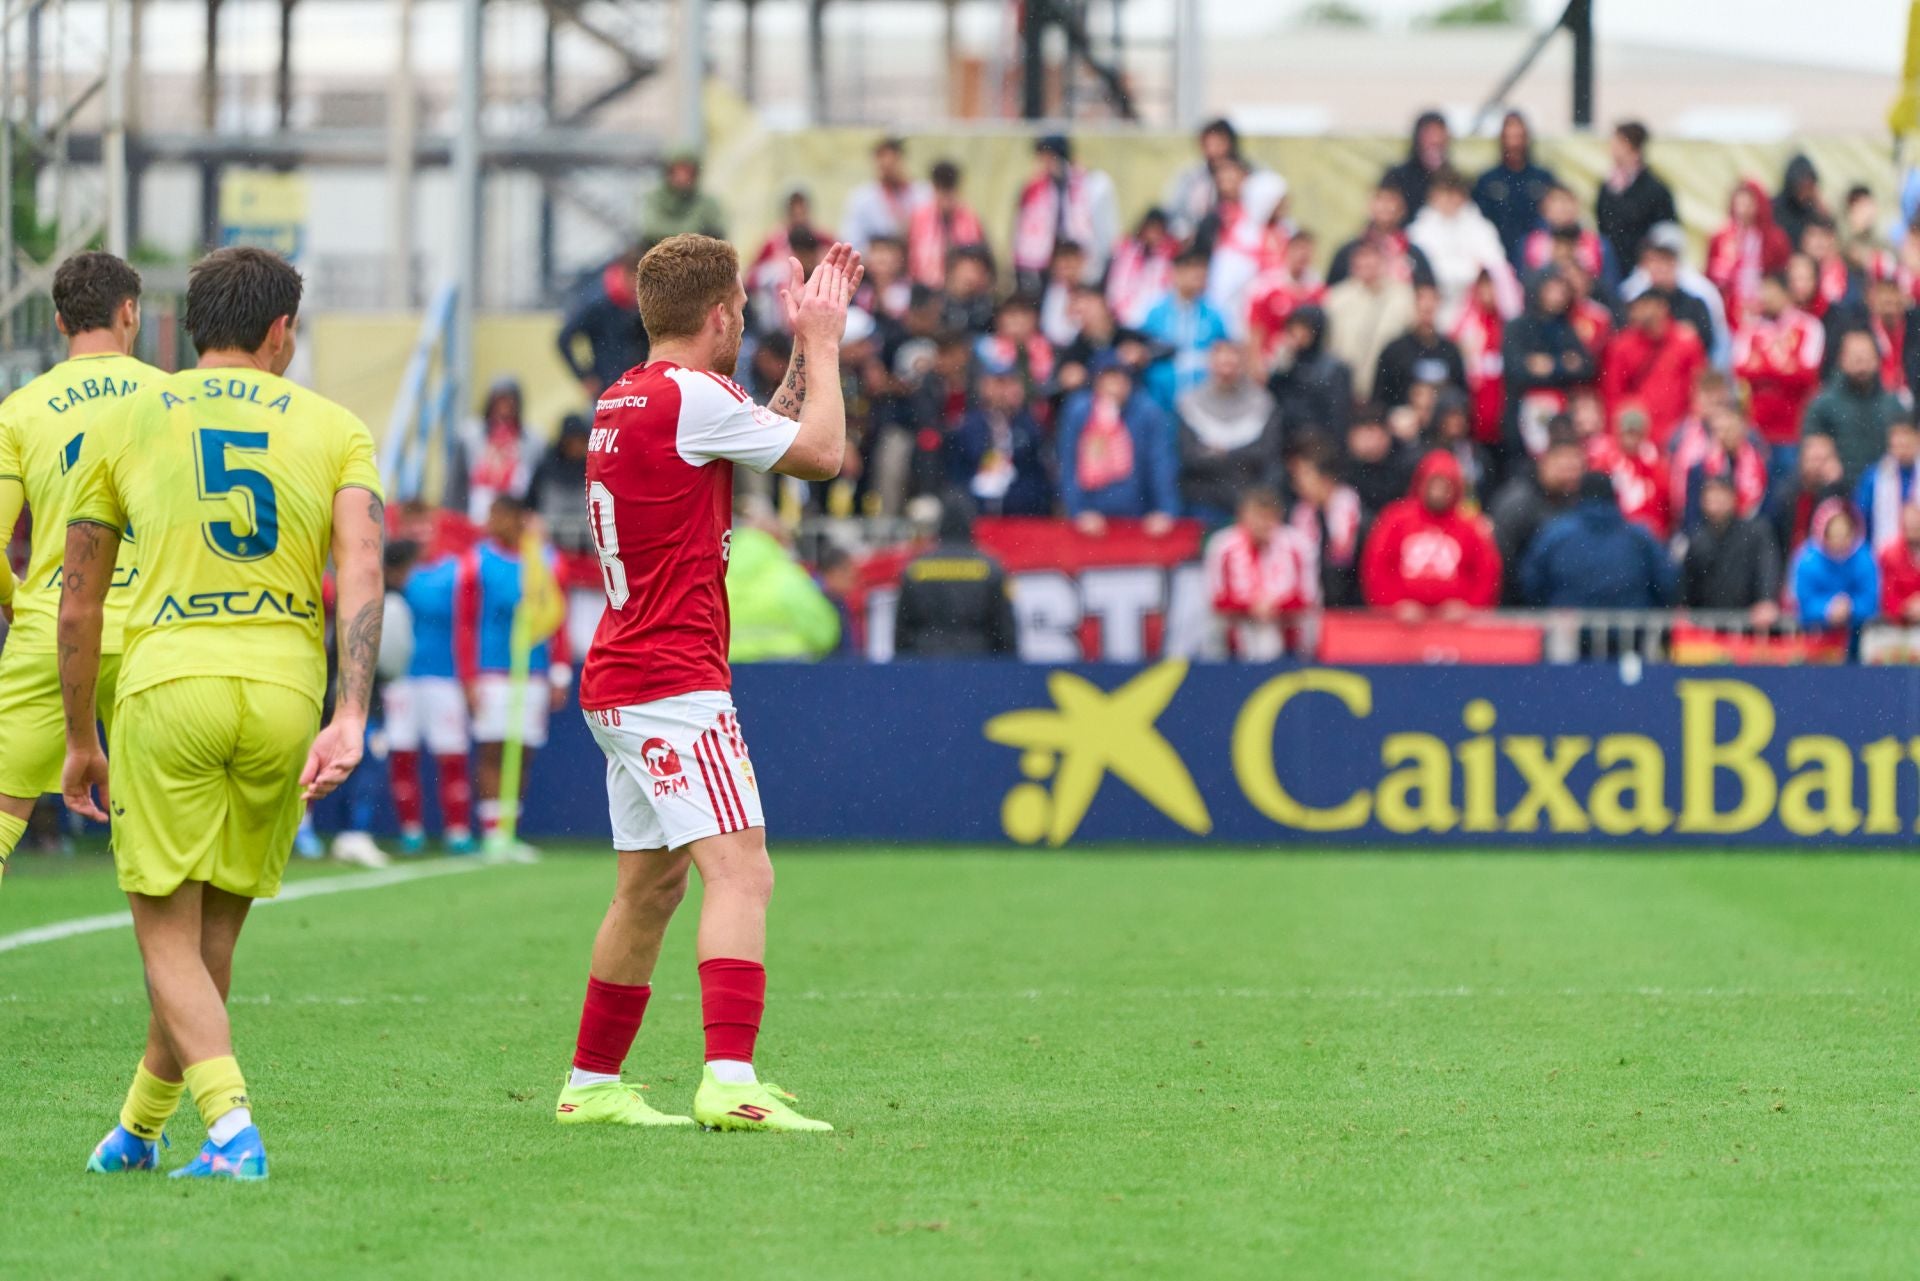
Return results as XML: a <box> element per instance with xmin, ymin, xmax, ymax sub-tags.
<box><xmin>1205</xmin><ymin>488</ymin><xmax>1319</xmax><ymax>660</ymax></box>
<box><xmin>1706</xmin><ymin>180</ymin><xmax>1792</xmax><ymax>330</ymax></box>
<box><xmin>1733</xmin><ymin>272</ymin><xmax>1825</xmax><ymax>452</ymax></box>
<box><xmin>1602</xmin><ymin>290</ymin><xmax>1707</xmax><ymax>447</ymax></box>
<box><xmin>1587</xmin><ymin>405</ymin><xmax>1672</xmax><ymax>540</ymax></box>
<box><xmin>1877</xmin><ymin>502</ymin><xmax>1920</xmax><ymax>623</ymax></box>
<box><xmin>1361</xmin><ymin>449</ymin><xmax>1502</xmax><ymax>619</ymax></box>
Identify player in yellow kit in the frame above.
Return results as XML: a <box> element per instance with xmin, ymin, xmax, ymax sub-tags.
<box><xmin>0</xmin><ymin>252</ymin><xmax>155</xmax><ymax>881</ymax></box>
<box><xmin>58</xmin><ymin>247</ymin><xmax>386</xmax><ymax>1180</ymax></box>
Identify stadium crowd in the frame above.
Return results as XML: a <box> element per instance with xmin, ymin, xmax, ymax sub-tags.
<box><xmin>541</xmin><ymin>122</ymin><xmax>1920</xmax><ymax>659</ymax></box>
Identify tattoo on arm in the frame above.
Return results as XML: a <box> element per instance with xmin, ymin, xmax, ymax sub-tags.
<box><xmin>338</xmin><ymin>597</ymin><xmax>382</xmax><ymax>716</ymax></box>
<box><xmin>769</xmin><ymin>348</ymin><xmax>809</xmax><ymax>419</ymax></box>
<box><xmin>57</xmin><ymin>519</ymin><xmax>118</xmax><ymax>741</ymax></box>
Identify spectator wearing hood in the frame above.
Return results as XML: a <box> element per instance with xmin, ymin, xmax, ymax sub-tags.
<box><xmin>1324</xmin><ymin>240</ymin><xmax>1415</xmax><ymax>404</ymax></box>
<box><xmin>1013</xmin><ymin>134</ymin><xmax>1119</xmax><ymax>293</ymax></box>
<box><xmin>906</xmin><ymin>159</ymin><xmax>985</xmax><ymax>288</ymax></box>
<box><xmin>1619</xmin><ymin>223</ymin><xmax>1731</xmax><ymax>367</ymax></box>
<box><xmin>1504</xmin><ymin>266</ymin><xmax>1599</xmax><ymax>457</ymax></box>
<box><xmin>1267</xmin><ymin>304</ymin><xmax>1353</xmax><ymax>447</ymax></box>
<box><xmin>1381</xmin><ymin>110</ymin><xmax>1451</xmax><ymax>221</ymax></box>
<box><xmin>1409</xmin><ymin>167</ymin><xmax>1521</xmax><ymax>329</ymax></box>
<box><xmin>1771</xmin><ymin>430</ymin><xmax>1849</xmax><ymax>553</ymax></box>
<box><xmin>1428</xmin><ymin>388</ymin><xmax>1492</xmax><ymax>506</ymax></box>
<box><xmin>1707</xmin><ymin>180</ymin><xmax>1793</xmax><ymax>329</ymax></box>
<box><xmin>1682</xmin><ymin>474</ymin><xmax>1782</xmax><ymax>621</ymax></box>
<box><xmin>1791</xmin><ymin>497</ymin><xmax>1879</xmax><ymax>632</ymax></box>
<box><xmin>1489</xmin><ymin>429</ymin><xmax>1585</xmax><ymax>595</ymax></box>
<box><xmin>1877</xmin><ymin>501</ymin><xmax>1920</xmax><ymax>623</ymax></box>
<box><xmin>1773</xmin><ymin>154</ymin><xmax>1829</xmax><ymax>253</ymax></box>
<box><xmin>1057</xmin><ymin>358</ymin><xmax>1180</xmax><ymax>533</ymax></box>
<box><xmin>1804</xmin><ymin>328</ymin><xmax>1905</xmax><ymax>492</ymax></box>
<box><xmin>1855</xmin><ymin>413</ymin><xmax>1920</xmax><ymax>553</ymax></box>
<box><xmin>1329</xmin><ymin>185</ymin><xmax>1437</xmax><ymax>289</ymax></box>
<box><xmin>1288</xmin><ymin>437</ymin><xmax>1366</xmax><ymax>607</ymax></box>
<box><xmin>1341</xmin><ymin>405</ymin><xmax>1416</xmax><ymax>518</ymax></box>
<box><xmin>947</xmin><ymin>352</ymin><xmax>1054</xmax><ymax>518</ymax></box>
<box><xmin>1734</xmin><ymin>271</ymin><xmax>1826</xmax><ymax>455</ymax></box>
<box><xmin>1142</xmin><ymin>247</ymin><xmax>1232</xmax><ymax>411</ymax></box>
<box><xmin>1204</xmin><ymin>487</ymin><xmax>1319</xmax><ymax>660</ymax></box>
<box><xmin>842</xmin><ymin>136</ymin><xmax>929</xmax><ymax>252</ymax></box>
<box><xmin>639</xmin><ymin>149</ymin><xmax>725</xmax><ymax>242</ymax></box>
<box><xmin>556</xmin><ymin>247</ymin><xmax>647</xmax><ymax>402</ymax></box>
<box><xmin>1586</xmin><ymin>404</ymin><xmax>1672</xmax><ymax>540</ymax></box>
<box><xmin>1603</xmin><ymin>290</ymin><xmax>1707</xmax><ymax>447</ymax></box>
<box><xmin>1524</xmin><ymin>183</ymin><xmax>1617</xmax><ymax>290</ymax></box>
<box><xmin>1595</xmin><ymin>121</ymin><xmax>1677</xmax><ymax>280</ymax></box>
<box><xmin>1373</xmin><ymin>282</ymin><xmax>1467</xmax><ymax>411</ymax></box>
<box><xmin>1680</xmin><ymin>402</ymin><xmax>1770</xmax><ymax>535</ymax></box>
<box><xmin>449</xmin><ymin>377</ymin><xmax>534</xmax><ymax>524</ymax></box>
<box><xmin>1178</xmin><ymin>340</ymin><xmax>1279</xmax><ymax>523</ymax></box>
<box><xmin>1361</xmin><ymin>449</ymin><xmax>1502</xmax><ymax>617</ymax></box>
<box><xmin>894</xmin><ymin>497</ymin><xmax>1018</xmax><ymax>658</ymax></box>
<box><xmin>1473</xmin><ymin>111</ymin><xmax>1559</xmax><ymax>269</ymax></box>
<box><xmin>1521</xmin><ymin>471</ymin><xmax>1675</xmax><ymax>609</ymax></box>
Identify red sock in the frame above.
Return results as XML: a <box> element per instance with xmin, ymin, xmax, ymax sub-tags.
<box><xmin>389</xmin><ymin>751</ymin><xmax>424</xmax><ymax>829</ymax></box>
<box><xmin>699</xmin><ymin>958</ymin><xmax>766</xmax><ymax>1063</ymax></box>
<box><xmin>436</xmin><ymin>753</ymin><xmax>472</xmax><ymax>834</ymax></box>
<box><xmin>572</xmin><ymin>976</ymin><xmax>651</xmax><ymax>1074</ymax></box>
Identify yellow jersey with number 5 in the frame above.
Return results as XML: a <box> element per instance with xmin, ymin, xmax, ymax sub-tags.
<box><xmin>68</xmin><ymin>366</ymin><xmax>384</xmax><ymax>708</ymax></box>
<box><xmin>0</xmin><ymin>351</ymin><xmax>158</xmax><ymax>654</ymax></box>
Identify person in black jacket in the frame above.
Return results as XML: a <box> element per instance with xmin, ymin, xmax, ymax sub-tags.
<box><xmin>1473</xmin><ymin>110</ymin><xmax>1559</xmax><ymax>269</ymax></box>
<box><xmin>1266</xmin><ymin>304</ymin><xmax>1353</xmax><ymax>447</ymax></box>
<box><xmin>1595</xmin><ymin>121</ymin><xmax>1678</xmax><ymax>278</ymax></box>
<box><xmin>1501</xmin><ymin>267</ymin><xmax>1597</xmax><ymax>456</ymax></box>
<box><xmin>1339</xmin><ymin>405</ymin><xmax>1416</xmax><ymax>518</ymax></box>
<box><xmin>1381</xmin><ymin>110</ymin><xmax>1451</xmax><ymax>222</ymax></box>
<box><xmin>1682</xmin><ymin>475</ymin><xmax>1783</xmax><ymax>622</ymax></box>
<box><xmin>893</xmin><ymin>497</ymin><xmax>1019</xmax><ymax>658</ymax></box>
<box><xmin>556</xmin><ymin>245</ymin><xmax>647</xmax><ymax>400</ymax></box>
<box><xmin>1373</xmin><ymin>283</ymin><xmax>1467</xmax><ymax>410</ymax></box>
<box><xmin>1773</xmin><ymin>154</ymin><xmax>1828</xmax><ymax>252</ymax></box>
<box><xmin>522</xmin><ymin>415</ymin><xmax>593</xmax><ymax>559</ymax></box>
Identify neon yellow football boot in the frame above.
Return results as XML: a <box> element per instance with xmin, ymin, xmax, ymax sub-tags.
<box><xmin>555</xmin><ymin>1079</ymin><xmax>694</xmax><ymax>1128</ymax></box>
<box><xmin>691</xmin><ymin>1068</ymin><xmax>834</xmax><ymax>1133</ymax></box>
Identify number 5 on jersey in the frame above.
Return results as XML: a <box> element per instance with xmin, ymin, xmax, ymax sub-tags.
<box><xmin>196</xmin><ymin>427</ymin><xmax>278</xmax><ymax>561</ymax></box>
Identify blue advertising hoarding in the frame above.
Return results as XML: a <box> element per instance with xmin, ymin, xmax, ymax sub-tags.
<box><xmin>513</xmin><ymin>662</ymin><xmax>1920</xmax><ymax>847</ymax></box>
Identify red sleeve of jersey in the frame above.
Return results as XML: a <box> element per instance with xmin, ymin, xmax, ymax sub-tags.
<box><xmin>453</xmin><ymin>550</ymin><xmax>481</xmax><ymax>687</ymax></box>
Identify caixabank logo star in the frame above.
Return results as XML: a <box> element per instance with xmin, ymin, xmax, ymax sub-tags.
<box><xmin>983</xmin><ymin>660</ymin><xmax>1213</xmax><ymax>846</ymax></box>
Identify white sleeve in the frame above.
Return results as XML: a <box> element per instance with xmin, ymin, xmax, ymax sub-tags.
<box><xmin>671</xmin><ymin>367</ymin><xmax>802</xmax><ymax>474</ymax></box>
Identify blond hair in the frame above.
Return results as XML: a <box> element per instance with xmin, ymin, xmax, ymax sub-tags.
<box><xmin>635</xmin><ymin>234</ymin><xmax>740</xmax><ymax>343</ymax></box>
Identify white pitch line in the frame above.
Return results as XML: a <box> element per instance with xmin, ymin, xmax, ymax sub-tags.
<box><xmin>0</xmin><ymin>857</ymin><xmax>489</xmax><ymax>955</ymax></box>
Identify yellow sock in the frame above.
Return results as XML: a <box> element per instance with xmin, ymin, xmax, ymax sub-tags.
<box><xmin>119</xmin><ymin>1061</ymin><xmax>186</xmax><ymax>1141</ymax></box>
<box><xmin>182</xmin><ymin>1055</ymin><xmax>250</xmax><ymax>1130</ymax></box>
<box><xmin>0</xmin><ymin>810</ymin><xmax>25</xmax><ymax>882</ymax></box>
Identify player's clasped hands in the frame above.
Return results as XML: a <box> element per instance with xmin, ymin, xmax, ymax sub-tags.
<box><xmin>781</xmin><ymin>242</ymin><xmax>865</xmax><ymax>347</ymax></box>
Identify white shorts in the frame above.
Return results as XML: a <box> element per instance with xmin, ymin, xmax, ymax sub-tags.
<box><xmin>585</xmin><ymin>690</ymin><xmax>765</xmax><ymax>851</ymax></box>
<box><xmin>471</xmin><ymin>673</ymin><xmax>551</xmax><ymax>748</ymax></box>
<box><xmin>382</xmin><ymin>676</ymin><xmax>470</xmax><ymax>755</ymax></box>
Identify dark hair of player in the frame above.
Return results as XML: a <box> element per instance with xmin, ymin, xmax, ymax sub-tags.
<box><xmin>184</xmin><ymin>246</ymin><xmax>303</xmax><ymax>353</ymax></box>
<box><xmin>52</xmin><ymin>251</ymin><xmax>142</xmax><ymax>334</ymax></box>
<box><xmin>635</xmin><ymin>233</ymin><xmax>741</xmax><ymax>344</ymax></box>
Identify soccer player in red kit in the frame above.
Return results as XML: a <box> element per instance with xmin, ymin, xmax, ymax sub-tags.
<box><xmin>554</xmin><ymin>234</ymin><xmax>861</xmax><ymax>1133</ymax></box>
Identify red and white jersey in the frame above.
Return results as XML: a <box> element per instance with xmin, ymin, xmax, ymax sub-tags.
<box><xmin>579</xmin><ymin>361</ymin><xmax>800</xmax><ymax>710</ymax></box>
<box><xmin>1205</xmin><ymin>524</ymin><xmax>1319</xmax><ymax>616</ymax></box>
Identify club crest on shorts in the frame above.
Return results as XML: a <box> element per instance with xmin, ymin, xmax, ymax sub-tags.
<box><xmin>642</xmin><ymin>738</ymin><xmax>691</xmax><ymax>799</ymax></box>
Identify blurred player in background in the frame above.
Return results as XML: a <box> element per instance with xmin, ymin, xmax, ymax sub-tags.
<box><xmin>0</xmin><ymin>252</ymin><xmax>155</xmax><ymax>887</ymax></box>
<box><xmin>554</xmin><ymin>234</ymin><xmax>859</xmax><ymax>1134</ymax></box>
<box><xmin>384</xmin><ymin>540</ymin><xmax>476</xmax><ymax>853</ymax></box>
<box><xmin>60</xmin><ymin>246</ymin><xmax>385</xmax><ymax>1180</ymax></box>
<box><xmin>455</xmin><ymin>495</ymin><xmax>570</xmax><ymax>860</ymax></box>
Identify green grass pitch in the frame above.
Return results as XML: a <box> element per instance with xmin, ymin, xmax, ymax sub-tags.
<box><xmin>4</xmin><ymin>846</ymin><xmax>1919</xmax><ymax>1279</ymax></box>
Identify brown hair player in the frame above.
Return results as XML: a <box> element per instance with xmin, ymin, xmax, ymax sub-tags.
<box><xmin>554</xmin><ymin>234</ymin><xmax>861</xmax><ymax>1132</ymax></box>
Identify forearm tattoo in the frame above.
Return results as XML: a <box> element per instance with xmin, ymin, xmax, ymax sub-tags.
<box><xmin>338</xmin><ymin>597</ymin><xmax>382</xmax><ymax>716</ymax></box>
<box><xmin>770</xmin><ymin>348</ymin><xmax>809</xmax><ymax>419</ymax></box>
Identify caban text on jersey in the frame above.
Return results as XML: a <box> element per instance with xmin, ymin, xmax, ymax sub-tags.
<box><xmin>153</xmin><ymin>589</ymin><xmax>319</xmax><ymax>623</ymax></box>
<box><xmin>46</xmin><ymin>375</ymin><xmax>140</xmax><ymax>414</ymax></box>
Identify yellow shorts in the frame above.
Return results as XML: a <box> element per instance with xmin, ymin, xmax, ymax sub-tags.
<box><xmin>0</xmin><ymin>645</ymin><xmax>120</xmax><ymax>799</ymax></box>
<box><xmin>110</xmin><ymin>676</ymin><xmax>319</xmax><ymax>900</ymax></box>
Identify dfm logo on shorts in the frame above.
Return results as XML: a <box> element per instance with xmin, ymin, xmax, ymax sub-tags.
<box><xmin>641</xmin><ymin>738</ymin><xmax>690</xmax><ymax>799</ymax></box>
